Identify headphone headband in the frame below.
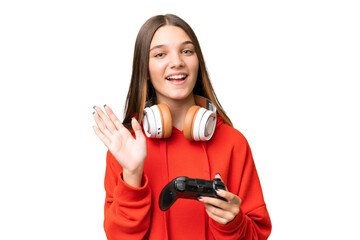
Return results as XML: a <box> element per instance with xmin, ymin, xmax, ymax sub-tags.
<box><xmin>194</xmin><ymin>95</ymin><xmax>217</xmax><ymax>113</ymax></box>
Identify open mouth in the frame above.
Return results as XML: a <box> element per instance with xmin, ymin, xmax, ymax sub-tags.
<box><xmin>166</xmin><ymin>74</ymin><xmax>188</xmax><ymax>85</ymax></box>
<box><xmin>166</xmin><ymin>74</ymin><xmax>188</xmax><ymax>81</ymax></box>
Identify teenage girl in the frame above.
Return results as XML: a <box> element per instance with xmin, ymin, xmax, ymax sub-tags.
<box><xmin>93</xmin><ymin>14</ymin><xmax>271</xmax><ymax>240</ymax></box>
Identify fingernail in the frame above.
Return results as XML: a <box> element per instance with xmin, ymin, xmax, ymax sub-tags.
<box><xmin>197</xmin><ymin>196</ymin><xmax>203</xmax><ymax>201</ymax></box>
<box><xmin>93</xmin><ymin>105</ymin><xmax>96</xmax><ymax>109</ymax></box>
<box><xmin>104</xmin><ymin>104</ymin><xmax>107</xmax><ymax>108</ymax></box>
<box><xmin>216</xmin><ymin>189</ymin><xmax>224</xmax><ymax>194</ymax></box>
<box><xmin>92</xmin><ymin>112</ymin><xmax>95</xmax><ymax>115</ymax></box>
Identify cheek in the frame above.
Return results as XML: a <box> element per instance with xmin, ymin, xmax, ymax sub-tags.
<box><xmin>149</xmin><ymin>60</ymin><xmax>167</xmax><ymax>79</ymax></box>
<box><xmin>149</xmin><ymin>62</ymin><xmax>164</xmax><ymax>90</ymax></box>
<box><xmin>190</xmin><ymin>60</ymin><xmax>199</xmax><ymax>78</ymax></box>
<box><xmin>189</xmin><ymin>56</ymin><xmax>199</xmax><ymax>73</ymax></box>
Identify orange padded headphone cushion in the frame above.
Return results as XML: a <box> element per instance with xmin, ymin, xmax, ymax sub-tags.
<box><xmin>183</xmin><ymin>105</ymin><xmax>201</xmax><ymax>140</ymax></box>
<box><xmin>157</xmin><ymin>104</ymin><xmax>172</xmax><ymax>138</ymax></box>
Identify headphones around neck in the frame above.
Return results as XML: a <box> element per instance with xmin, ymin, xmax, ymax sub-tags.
<box><xmin>142</xmin><ymin>96</ymin><xmax>217</xmax><ymax>141</ymax></box>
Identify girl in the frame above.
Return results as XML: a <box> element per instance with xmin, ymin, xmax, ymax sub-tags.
<box><xmin>93</xmin><ymin>14</ymin><xmax>271</xmax><ymax>240</ymax></box>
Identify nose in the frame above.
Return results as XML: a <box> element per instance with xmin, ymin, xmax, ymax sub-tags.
<box><xmin>169</xmin><ymin>52</ymin><xmax>184</xmax><ymax>69</ymax></box>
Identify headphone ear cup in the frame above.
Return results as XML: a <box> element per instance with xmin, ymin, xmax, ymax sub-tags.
<box><xmin>143</xmin><ymin>106</ymin><xmax>156</xmax><ymax>138</ymax></box>
<box><xmin>183</xmin><ymin>105</ymin><xmax>201</xmax><ymax>141</ymax></box>
<box><xmin>197</xmin><ymin>109</ymin><xmax>217</xmax><ymax>141</ymax></box>
<box><xmin>189</xmin><ymin>107</ymin><xmax>217</xmax><ymax>141</ymax></box>
<box><xmin>157</xmin><ymin>104</ymin><xmax>173</xmax><ymax>138</ymax></box>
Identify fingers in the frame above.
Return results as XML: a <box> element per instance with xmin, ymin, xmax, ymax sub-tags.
<box><xmin>92</xmin><ymin>105</ymin><xmax>135</xmax><ymax>149</ymax></box>
<box><xmin>92</xmin><ymin>125</ymin><xmax>111</xmax><ymax>147</ymax></box>
<box><xmin>204</xmin><ymin>203</ymin><xmax>232</xmax><ymax>225</ymax></box>
<box><xmin>198</xmin><ymin>176</ymin><xmax>242</xmax><ymax>225</ymax></box>
<box><xmin>199</xmin><ymin>194</ymin><xmax>231</xmax><ymax>211</ymax></box>
<box><xmin>215</xmin><ymin>173</ymin><xmax>228</xmax><ymax>191</ymax></box>
<box><xmin>216</xmin><ymin>189</ymin><xmax>242</xmax><ymax>206</ymax></box>
<box><xmin>131</xmin><ymin>118</ymin><xmax>145</xmax><ymax>141</ymax></box>
<box><xmin>93</xmin><ymin>109</ymin><xmax>113</xmax><ymax>139</ymax></box>
<box><xmin>200</xmin><ymin>194</ymin><xmax>240</xmax><ymax>224</ymax></box>
<box><xmin>93</xmin><ymin>106</ymin><xmax>117</xmax><ymax>134</ymax></box>
<box><xmin>104</xmin><ymin>105</ymin><xmax>124</xmax><ymax>130</ymax></box>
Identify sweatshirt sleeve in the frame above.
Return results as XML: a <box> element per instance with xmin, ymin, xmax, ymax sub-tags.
<box><xmin>209</xmin><ymin>133</ymin><xmax>272</xmax><ymax>240</ymax></box>
<box><xmin>103</xmin><ymin>151</ymin><xmax>152</xmax><ymax>240</ymax></box>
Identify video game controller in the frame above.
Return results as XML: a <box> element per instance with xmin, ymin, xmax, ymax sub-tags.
<box><xmin>159</xmin><ymin>176</ymin><xmax>226</xmax><ymax>211</ymax></box>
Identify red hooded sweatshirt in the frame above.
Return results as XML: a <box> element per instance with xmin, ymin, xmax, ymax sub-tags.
<box><xmin>103</xmin><ymin>115</ymin><xmax>271</xmax><ymax>239</ymax></box>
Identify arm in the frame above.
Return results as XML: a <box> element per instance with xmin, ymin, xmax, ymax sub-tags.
<box><xmin>92</xmin><ymin>106</ymin><xmax>151</xmax><ymax>239</ymax></box>
<box><xmin>104</xmin><ymin>151</ymin><xmax>151</xmax><ymax>240</ymax></box>
<box><xmin>201</xmin><ymin>135</ymin><xmax>271</xmax><ymax>239</ymax></box>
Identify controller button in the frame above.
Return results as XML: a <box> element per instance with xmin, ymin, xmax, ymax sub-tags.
<box><xmin>176</xmin><ymin>181</ymin><xmax>186</xmax><ymax>191</ymax></box>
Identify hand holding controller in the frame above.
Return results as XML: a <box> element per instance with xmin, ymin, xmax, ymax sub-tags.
<box><xmin>159</xmin><ymin>176</ymin><xmax>226</xmax><ymax>211</ymax></box>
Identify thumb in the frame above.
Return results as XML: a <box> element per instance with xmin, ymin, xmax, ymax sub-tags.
<box><xmin>131</xmin><ymin>117</ymin><xmax>144</xmax><ymax>140</ymax></box>
<box><xmin>215</xmin><ymin>173</ymin><xmax>228</xmax><ymax>191</ymax></box>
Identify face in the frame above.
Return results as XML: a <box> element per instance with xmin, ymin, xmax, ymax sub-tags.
<box><xmin>149</xmin><ymin>25</ymin><xmax>199</xmax><ymax>104</ymax></box>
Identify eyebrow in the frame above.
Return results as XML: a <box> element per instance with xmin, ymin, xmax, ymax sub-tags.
<box><xmin>149</xmin><ymin>40</ymin><xmax>194</xmax><ymax>52</ymax></box>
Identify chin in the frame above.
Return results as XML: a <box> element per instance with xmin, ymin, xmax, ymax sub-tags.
<box><xmin>170</xmin><ymin>92</ymin><xmax>194</xmax><ymax>100</ymax></box>
<box><xmin>158</xmin><ymin>91</ymin><xmax>194</xmax><ymax>103</ymax></box>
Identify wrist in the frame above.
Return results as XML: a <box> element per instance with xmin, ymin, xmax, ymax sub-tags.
<box><xmin>123</xmin><ymin>167</ymin><xmax>144</xmax><ymax>188</ymax></box>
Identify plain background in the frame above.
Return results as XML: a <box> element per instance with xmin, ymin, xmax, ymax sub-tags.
<box><xmin>1</xmin><ymin>0</ymin><xmax>359</xmax><ymax>239</ymax></box>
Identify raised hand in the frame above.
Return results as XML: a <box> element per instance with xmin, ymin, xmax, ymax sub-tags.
<box><xmin>92</xmin><ymin>105</ymin><xmax>147</xmax><ymax>187</ymax></box>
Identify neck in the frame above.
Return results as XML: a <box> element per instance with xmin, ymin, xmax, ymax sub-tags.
<box><xmin>156</xmin><ymin>94</ymin><xmax>196</xmax><ymax>130</ymax></box>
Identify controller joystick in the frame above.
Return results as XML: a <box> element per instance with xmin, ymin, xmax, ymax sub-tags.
<box><xmin>159</xmin><ymin>176</ymin><xmax>226</xmax><ymax>211</ymax></box>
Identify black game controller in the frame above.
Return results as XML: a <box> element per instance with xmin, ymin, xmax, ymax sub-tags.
<box><xmin>159</xmin><ymin>176</ymin><xmax>226</xmax><ymax>211</ymax></box>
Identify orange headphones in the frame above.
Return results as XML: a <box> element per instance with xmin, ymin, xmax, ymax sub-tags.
<box><xmin>142</xmin><ymin>96</ymin><xmax>217</xmax><ymax>141</ymax></box>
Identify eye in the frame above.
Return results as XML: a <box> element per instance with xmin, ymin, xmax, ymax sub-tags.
<box><xmin>182</xmin><ymin>49</ymin><xmax>193</xmax><ymax>55</ymax></box>
<box><xmin>155</xmin><ymin>53</ymin><xmax>165</xmax><ymax>58</ymax></box>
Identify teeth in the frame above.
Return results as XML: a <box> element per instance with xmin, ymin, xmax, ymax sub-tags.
<box><xmin>166</xmin><ymin>74</ymin><xmax>187</xmax><ymax>80</ymax></box>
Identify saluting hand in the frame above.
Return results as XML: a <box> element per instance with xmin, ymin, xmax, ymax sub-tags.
<box><xmin>92</xmin><ymin>105</ymin><xmax>147</xmax><ymax>187</ymax></box>
<box><xmin>198</xmin><ymin>174</ymin><xmax>242</xmax><ymax>225</ymax></box>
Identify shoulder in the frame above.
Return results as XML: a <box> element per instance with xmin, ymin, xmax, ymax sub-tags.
<box><xmin>213</xmin><ymin>121</ymin><xmax>249</xmax><ymax>147</ymax></box>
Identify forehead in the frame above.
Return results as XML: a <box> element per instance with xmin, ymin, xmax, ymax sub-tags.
<box><xmin>150</xmin><ymin>25</ymin><xmax>192</xmax><ymax>48</ymax></box>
